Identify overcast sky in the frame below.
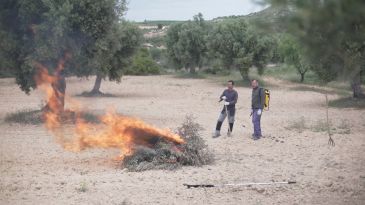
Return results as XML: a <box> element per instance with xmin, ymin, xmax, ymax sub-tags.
<box><xmin>125</xmin><ymin>0</ymin><xmax>267</xmax><ymax>22</ymax></box>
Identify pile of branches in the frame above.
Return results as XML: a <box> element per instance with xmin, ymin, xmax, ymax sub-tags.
<box><xmin>122</xmin><ymin>116</ymin><xmax>214</xmax><ymax>171</ymax></box>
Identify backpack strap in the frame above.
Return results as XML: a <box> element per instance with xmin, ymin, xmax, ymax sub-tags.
<box><xmin>259</xmin><ymin>87</ymin><xmax>263</xmax><ymax>109</ymax></box>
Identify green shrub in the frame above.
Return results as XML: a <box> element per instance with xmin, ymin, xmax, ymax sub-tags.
<box><xmin>125</xmin><ymin>48</ymin><xmax>160</xmax><ymax>75</ymax></box>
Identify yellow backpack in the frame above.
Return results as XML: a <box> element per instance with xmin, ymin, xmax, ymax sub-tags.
<box><xmin>260</xmin><ymin>88</ymin><xmax>270</xmax><ymax>111</ymax></box>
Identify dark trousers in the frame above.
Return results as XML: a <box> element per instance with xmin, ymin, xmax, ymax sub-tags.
<box><xmin>252</xmin><ymin>109</ymin><xmax>262</xmax><ymax>137</ymax></box>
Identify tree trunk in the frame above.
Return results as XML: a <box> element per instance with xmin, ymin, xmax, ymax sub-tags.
<box><xmin>300</xmin><ymin>73</ymin><xmax>305</xmax><ymax>83</ymax></box>
<box><xmin>189</xmin><ymin>67</ymin><xmax>196</xmax><ymax>74</ymax></box>
<box><xmin>45</xmin><ymin>74</ymin><xmax>66</xmax><ymax>113</ymax></box>
<box><xmin>351</xmin><ymin>72</ymin><xmax>364</xmax><ymax>98</ymax></box>
<box><xmin>91</xmin><ymin>73</ymin><xmax>103</xmax><ymax>94</ymax></box>
<box><xmin>239</xmin><ymin>67</ymin><xmax>249</xmax><ymax>81</ymax></box>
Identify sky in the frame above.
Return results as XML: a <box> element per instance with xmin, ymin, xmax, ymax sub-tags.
<box><xmin>125</xmin><ymin>0</ymin><xmax>267</xmax><ymax>22</ymax></box>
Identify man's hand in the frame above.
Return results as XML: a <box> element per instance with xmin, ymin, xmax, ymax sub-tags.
<box><xmin>221</xmin><ymin>96</ymin><xmax>227</xmax><ymax>100</ymax></box>
<box><xmin>257</xmin><ymin>109</ymin><xmax>262</xmax><ymax>116</ymax></box>
<box><xmin>224</xmin><ymin>101</ymin><xmax>229</xmax><ymax>106</ymax></box>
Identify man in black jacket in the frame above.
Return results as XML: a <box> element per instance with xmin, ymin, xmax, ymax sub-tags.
<box><xmin>251</xmin><ymin>79</ymin><xmax>265</xmax><ymax>140</ymax></box>
<box><xmin>213</xmin><ymin>80</ymin><xmax>238</xmax><ymax>138</ymax></box>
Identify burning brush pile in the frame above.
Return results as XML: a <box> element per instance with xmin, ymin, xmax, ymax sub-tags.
<box><xmin>33</xmin><ymin>59</ymin><xmax>214</xmax><ymax>171</ymax></box>
<box><xmin>123</xmin><ymin>116</ymin><xmax>214</xmax><ymax>171</ymax></box>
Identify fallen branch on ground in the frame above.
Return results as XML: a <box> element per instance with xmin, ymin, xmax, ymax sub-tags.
<box><xmin>183</xmin><ymin>181</ymin><xmax>297</xmax><ymax>189</ymax></box>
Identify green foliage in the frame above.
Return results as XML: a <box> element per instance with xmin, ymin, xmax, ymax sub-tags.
<box><xmin>149</xmin><ymin>47</ymin><xmax>163</xmax><ymax>61</ymax></box>
<box><xmin>278</xmin><ymin>34</ymin><xmax>312</xmax><ymax>82</ymax></box>
<box><xmin>245</xmin><ymin>5</ymin><xmax>292</xmax><ymax>33</ymax></box>
<box><xmin>145</xmin><ymin>36</ymin><xmax>165</xmax><ymax>47</ymax></box>
<box><xmin>0</xmin><ymin>21</ymin><xmax>19</xmax><ymax>77</ymax></box>
<box><xmin>81</xmin><ymin>20</ymin><xmax>142</xmax><ymax>82</ymax></box>
<box><xmin>0</xmin><ymin>0</ymin><xmax>141</xmax><ymax>94</ymax></box>
<box><xmin>285</xmin><ymin>117</ymin><xmax>352</xmax><ymax>134</ymax></box>
<box><xmin>166</xmin><ymin>13</ymin><xmax>208</xmax><ymax>73</ymax></box>
<box><xmin>285</xmin><ymin>116</ymin><xmax>307</xmax><ymax>133</ymax></box>
<box><xmin>207</xmin><ymin>18</ymin><xmax>276</xmax><ymax>80</ymax></box>
<box><xmin>264</xmin><ymin>64</ymin><xmax>321</xmax><ymax>84</ymax></box>
<box><xmin>125</xmin><ymin>48</ymin><xmax>160</xmax><ymax>75</ymax></box>
<box><xmin>266</xmin><ymin>0</ymin><xmax>365</xmax><ymax>97</ymax></box>
<box><xmin>76</xmin><ymin>181</ymin><xmax>88</xmax><ymax>193</ymax></box>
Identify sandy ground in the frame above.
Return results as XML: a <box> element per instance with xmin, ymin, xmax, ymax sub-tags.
<box><xmin>0</xmin><ymin>75</ymin><xmax>364</xmax><ymax>205</ymax></box>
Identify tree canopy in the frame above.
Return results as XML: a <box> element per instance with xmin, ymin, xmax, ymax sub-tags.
<box><xmin>265</xmin><ymin>0</ymin><xmax>365</xmax><ymax>97</ymax></box>
<box><xmin>207</xmin><ymin>19</ymin><xmax>275</xmax><ymax>79</ymax></box>
<box><xmin>0</xmin><ymin>0</ymin><xmax>141</xmax><ymax>96</ymax></box>
<box><xmin>166</xmin><ymin>13</ymin><xmax>208</xmax><ymax>74</ymax></box>
<box><xmin>278</xmin><ymin>34</ymin><xmax>312</xmax><ymax>82</ymax></box>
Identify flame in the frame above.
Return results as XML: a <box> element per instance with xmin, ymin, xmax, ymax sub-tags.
<box><xmin>33</xmin><ymin>59</ymin><xmax>184</xmax><ymax>159</ymax></box>
<box><xmin>74</xmin><ymin>110</ymin><xmax>184</xmax><ymax>159</ymax></box>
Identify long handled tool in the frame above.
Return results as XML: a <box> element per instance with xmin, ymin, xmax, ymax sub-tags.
<box><xmin>325</xmin><ymin>93</ymin><xmax>335</xmax><ymax>146</ymax></box>
<box><xmin>224</xmin><ymin>102</ymin><xmax>232</xmax><ymax>136</ymax></box>
<box><xmin>184</xmin><ymin>181</ymin><xmax>296</xmax><ymax>189</ymax></box>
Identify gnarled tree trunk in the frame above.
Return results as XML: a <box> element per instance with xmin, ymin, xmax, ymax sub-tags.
<box><xmin>300</xmin><ymin>72</ymin><xmax>305</xmax><ymax>83</ymax></box>
<box><xmin>189</xmin><ymin>66</ymin><xmax>196</xmax><ymax>74</ymax></box>
<box><xmin>238</xmin><ymin>66</ymin><xmax>250</xmax><ymax>81</ymax></box>
<box><xmin>351</xmin><ymin>71</ymin><xmax>364</xmax><ymax>98</ymax></box>
<box><xmin>43</xmin><ymin>72</ymin><xmax>66</xmax><ymax>113</ymax></box>
<box><xmin>90</xmin><ymin>73</ymin><xmax>103</xmax><ymax>94</ymax></box>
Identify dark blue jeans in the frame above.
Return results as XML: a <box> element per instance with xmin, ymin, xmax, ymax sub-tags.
<box><xmin>252</xmin><ymin>109</ymin><xmax>262</xmax><ymax>137</ymax></box>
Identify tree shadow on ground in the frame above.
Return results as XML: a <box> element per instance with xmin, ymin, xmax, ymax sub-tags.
<box><xmin>173</xmin><ymin>72</ymin><xmax>207</xmax><ymax>79</ymax></box>
<box><xmin>4</xmin><ymin>109</ymin><xmax>100</xmax><ymax>125</ymax></box>
<box><xmin>329</xmin><ymin>97</ymin><xmax>365</xmax><ymax>109</ymax></box>
<box><xmin>75</xmin><ymin>91</ymin><xmax>151</xmax><ymax>98</ymax></box>
<box><xmin>289</xmin><ymin>85</ymin><xmax>350</xmax><ymax>96</ymax></box>
<box><xmin>76</xmin><ymin>91</ymin><xmax>117</xmax><ymax>98</ymax></box>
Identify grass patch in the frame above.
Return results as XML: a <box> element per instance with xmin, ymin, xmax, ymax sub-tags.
<box><xmin>329</xmin><ymin>97</ymin><xmax>365</xmax><ymax>109</ymax></box>
<box><xmin>174</xmin><ymin>71</ymin><xmax>207</xmax><ymax>79</ymax></box>
<box><xmin>337</xmin><ymin>119</ymin><xmax>351</xmax><ymax>134</ymax></box>
<box><xmin>4</xmin><ymin>109</ymin><xmax>100</xmax><ymax>124</ymax></box>
<box><xmin>290</xmin><ymin>86</ymin><xmax>350</xmax><ymax>96</ymax></box>
<box><xmin>285</xmin><ymin>117</ymin><xmax>351</xmax><ymax>135</ymax></box>
<box><xmin>285</xmin><ymin>117</ymin><xmax>307</xmax><ymax>133</ymax></box>
<box><xmin>122</xmin><ymin>116</ymin><xmax>214</xmax><ymax>172</ymax></box>
<box><xmin>310</xmin><ymin>119</ymin><xmax>351</xmax><ymax>135</ymax></box>
<box><xmin>76</xmin><ymin>181</ymin><xmax>88</xmax><ymax>193</ymax></box>
<box><xmin>263</xmin><ymin>64</ymin><xmax>320</xmax><ymax>84</ymax></box>
<box><xmin>310</xmin><ymin>119</ymin><xmax>333</xmax><ymax>133</ymax></box>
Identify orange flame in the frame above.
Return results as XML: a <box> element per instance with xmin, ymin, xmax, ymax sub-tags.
<box><xmin>33</xmin><ymin>60</ymin><xmax>184</xmax><ymax>159</ymax></box>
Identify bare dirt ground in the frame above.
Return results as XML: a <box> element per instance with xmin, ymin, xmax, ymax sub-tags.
<box><xmin>1</xmin><ymin>75</ymin><xmax>364</xmax><ymax>205</ymax></box>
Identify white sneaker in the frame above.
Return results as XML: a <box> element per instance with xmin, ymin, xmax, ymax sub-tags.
<box><xmin>212</xmin><ymin>131</ymin><xmax>221</xmax><ymax>138</ymax></box>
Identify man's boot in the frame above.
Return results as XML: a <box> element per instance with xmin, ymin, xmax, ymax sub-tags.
<box><xmin>227</xmin><ymin>122</ymin><xmax>234</xmax><ymax>137</ymax></box>
<box><xmin>213</xmin><ymin>130</ymin><xmax>221</xmax><ymax>138</ymax></box>
<box><xmin>213</xmin><ymin>121</ymin><xmax>223</xmax><ymax>138</ymax></box>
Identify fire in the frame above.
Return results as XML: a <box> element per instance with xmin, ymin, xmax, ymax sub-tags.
<box><xmin>74</xmin><ymin>110</ymin><xmax>184</xmax><ymax>158</ymax></box>
<box><xmin>33</xmin><ymin>60</ymin><xmax>184</xmax><ymax>159</ymax></box>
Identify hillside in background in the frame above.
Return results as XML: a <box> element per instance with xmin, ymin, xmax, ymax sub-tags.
<box><xmin>213</xmin><ymin>6</ymin><xmax>292</xmax><ymax>32</ymax></box>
